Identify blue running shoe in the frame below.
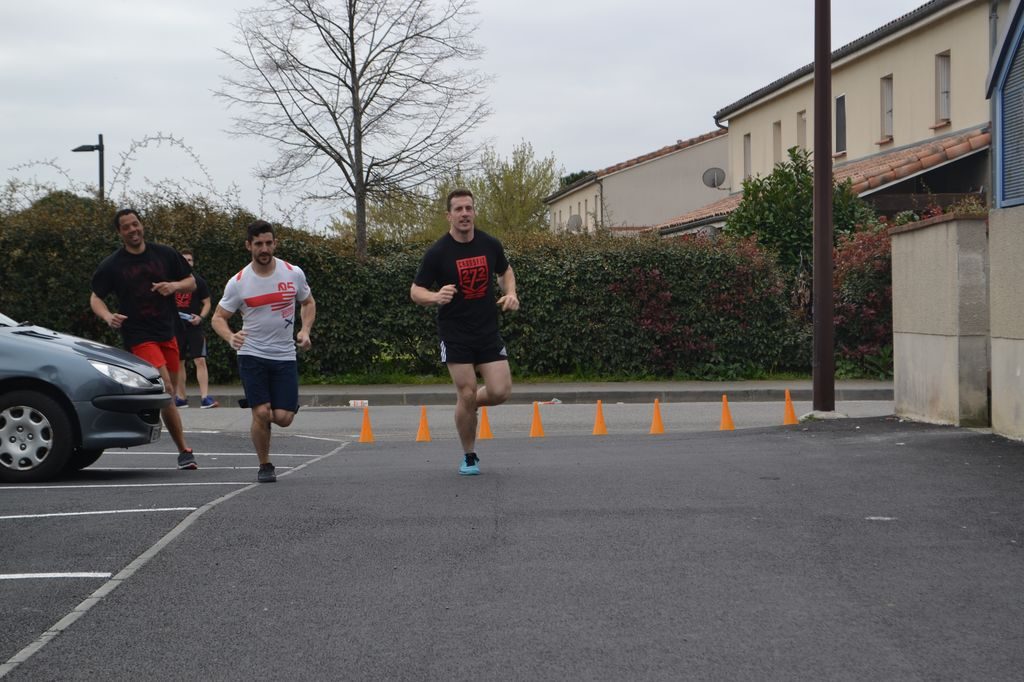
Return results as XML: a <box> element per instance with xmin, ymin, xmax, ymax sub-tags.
<box><xmin>174</xmin><ymin>397</ymin><xmax>189</xmax><ymax>408</ymax></box>
<box><xmin>459</xmin><ymin>452</ymin><xmax>480</xmax><ymax>476</ymax></box>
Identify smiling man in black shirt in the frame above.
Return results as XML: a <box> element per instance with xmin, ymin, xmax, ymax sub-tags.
<box><xmin>411</xmin><ymin>189</ymin><xmax>519</xmax><ymax>476</ymax></box>
<box><xmin>90</xmin><ymin>208</ymin><xmax>198</xmax><ymax>470</ymax></box>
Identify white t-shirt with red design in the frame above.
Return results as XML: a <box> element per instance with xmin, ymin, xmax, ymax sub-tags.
<box><xmin>218</xmin><ymin>257</ymin><xmax>312</xmax><ymax>361</ymax></box>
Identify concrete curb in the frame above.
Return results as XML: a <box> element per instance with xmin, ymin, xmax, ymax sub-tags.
<box><xmin>197</xmin><ymin>382</ymin><xmax>893</xmax><ymax>408</ymax></box>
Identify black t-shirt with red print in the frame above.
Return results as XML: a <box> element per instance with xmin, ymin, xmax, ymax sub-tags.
<box><xmin>91</xmin><ymin>242</ymin><xmax>192</xmax><ymax>349</ymax></box>
<box><xmin>414</xmin><ymin>229</ymin><xmax>509</xmax><ymax>345</ymax></box>
<box><xmin>175</xmin><ymin>272</ymin><xmax>210</xmax><ymax>317</ymax></box>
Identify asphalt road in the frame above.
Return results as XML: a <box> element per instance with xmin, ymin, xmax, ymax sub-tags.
<box><xmin>2</xmin><ymin>402</ymin><xmax>1023</xmax><ymax>681</ymax></box>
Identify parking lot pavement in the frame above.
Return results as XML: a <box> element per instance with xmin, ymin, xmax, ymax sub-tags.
<box><xmin>4</xmin><ymin>414</ymin><xmax>1022</xmax><ymax>680</ymax></box>
<box><xmin>0</xmin><ymin>431</ymin><xmax>344</xmax><ymax>673</ymax></box>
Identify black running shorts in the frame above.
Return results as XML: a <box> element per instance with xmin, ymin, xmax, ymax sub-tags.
<box><xmin>439</xmin><ymin>338</ymin><xmax>508</xmax><ymax>365</ymax></box>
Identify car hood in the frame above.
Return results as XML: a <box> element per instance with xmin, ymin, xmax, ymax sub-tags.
<box><xmin>0</xmin><ymin>325</ymin><xmax>162</xmax><ymax>381</ymax></box>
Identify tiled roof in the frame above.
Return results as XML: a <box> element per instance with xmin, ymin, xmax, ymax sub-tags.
<box><xmin>608</xmin><ymin>225</ymin><xmax>658</xmax><ymax>237</ymax></box>
<box><xmin>595</xmin><ymin>129</ymin><xmax>726</xmax><ymax>177</ymax></box>
<box><xmin>714</xmin><ymin>0</ymin><xmax>962</xmax><ymax>123</ymax></box>
<box><xmin>655</xmin><ymin>194</ymin><xmax>742</xmax><ymax>232</ymax></box>
<box><xmin>543</xmin><ymin>129</ymin><xmax>726</xmax><ymax>204</ymax></box>
<box><xmin>836</xmin><ymin>125</ymin><xmax>989</xmax><ymax>194</ymax></box>
<box><xmin>655</xmin><ymin>125</ymin><xmax>990</xmax><ymax>233</ymax></box>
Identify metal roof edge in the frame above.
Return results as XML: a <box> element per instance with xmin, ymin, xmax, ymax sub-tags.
<box><xmin>714</xmin><ymin>0</ymin><xmax>968</xmax><ymax>123</ymax></box>
<box><xmin>543</xmin><ymin>173</ymin><xmax>598</xmax><ymax>204</ymax></box>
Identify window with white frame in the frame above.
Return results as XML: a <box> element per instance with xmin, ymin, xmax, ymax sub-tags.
<box><xmin>797</xmin><ymin>110</ymin><xmax>807</xmax><ymax>149</ymax></box>
<box><xmin>880</xmin><ymin>74</ymin><xmax>893</xmax><ymax>139</ymax></box>
<box><xmin>936</xmin><ymin>51</ymin><xmax>951</xmax><ymax>123</ymax></box>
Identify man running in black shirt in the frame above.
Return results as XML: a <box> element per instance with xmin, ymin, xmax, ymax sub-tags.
<box><xmin>411</xmin><ymin>189</ymin><xmax>519</xmax><ymax>475</ymax></box>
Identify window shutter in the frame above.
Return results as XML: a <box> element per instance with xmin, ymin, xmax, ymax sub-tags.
<box><xmin>881</xmin><ymin>76</ymin><xmax>893</xmax><ymax>138</ymax></box>
<box><xmin>743</xmin><ymin>133</ymin><xmax>752</xmax><ymax>179</ymax></box>
<box><xmin>1002</xmin><ymin>47</ymin><xmax>1024</xmax><ymax>204</ymax></box>
<box><xmin>835</xmin><ymin>95</ymin><xmax>847</xmax><ymax>153</ymax></box>
<box><xmin>936</xmin><ymin>53</ymin><xmax>951</xmax><ymax>121</ymax></box>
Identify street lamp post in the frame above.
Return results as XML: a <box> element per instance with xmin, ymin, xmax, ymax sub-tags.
<box><xmin>72</xmin><ymin>134</ymin><xmax>105</xmax><ymax>202</ymax></box>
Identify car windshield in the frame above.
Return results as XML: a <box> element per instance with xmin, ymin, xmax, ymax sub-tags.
<box><xmin>0</xmin><ymin>312</ymin><xmax>18</xmax><ymax>327</ymax></box>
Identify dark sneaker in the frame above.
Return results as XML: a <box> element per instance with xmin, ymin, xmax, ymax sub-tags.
<box><xmin>174</xmin><ymin>397</ymin><xmax>189</xmax><ymax>408</ymax></box>
<box><xmin>200</xmin><ymin>396</ymin><xmax>219</xmax><ymax>409</ymax></box>
<box><xmin>459</xmin><ymin>452</ymin><xmax>480</xmax><ymax>476</ymax></box>
<box><xmin>177</xmin><ymin>448</ymin><xmax>198</xmax><ymax>470</ymax></box>
<box><xmin>257</xmin><ymin>462</ymin><xmax>277</xmax><ymax>483</ymax></box>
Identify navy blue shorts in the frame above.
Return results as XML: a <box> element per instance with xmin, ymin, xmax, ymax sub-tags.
<box><xmin>237</xmin><ymin>355</ymin><xmax>299</xmax><ymax>412</ymax></box>
<box><xmin>440</xmin><ymin>338</ymin><xmax>508</xmax><ymax>365</ymax></box>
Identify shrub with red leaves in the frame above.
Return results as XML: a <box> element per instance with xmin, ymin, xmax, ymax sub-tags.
<box><xmin>833</xmin><ymin>224</ymin><xmax>892</xmax><ymax>376</ymax></box>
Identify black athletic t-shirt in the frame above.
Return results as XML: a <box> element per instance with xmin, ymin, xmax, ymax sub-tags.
<box><xmin>91</xmin><ymin>242</ymin><xmax>193</xmax><ymax>349</ymax></box>
<box><xmin>413</xmin><ymin>229</ymin><xmax>510</xmax><ymax>345</ymax></box>
<box><xmin>175</xmin><ymin>272</ymin><xmax>210</xmax><ymax>317</ymax></box>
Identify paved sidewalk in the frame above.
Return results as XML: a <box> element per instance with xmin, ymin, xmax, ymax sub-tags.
<box><xmin>197</xmin><ymin>379</ymin><xmax>893</xmax><ymax>408</ymax></box>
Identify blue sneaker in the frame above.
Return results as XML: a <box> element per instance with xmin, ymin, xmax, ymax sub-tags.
<box><xmin>459</xmin><ymin>452</ymin><xmax>480</xmax><ymax>476</ymax></box>
<box><xmin>174</xmin><ymin>397</ymin><xmax>189</xmax><ymax>408</ymax></box>
<box><xmin>200</xmin><ymin>396</ymin><xmax>219</xmax><ymax>409</ymax></box>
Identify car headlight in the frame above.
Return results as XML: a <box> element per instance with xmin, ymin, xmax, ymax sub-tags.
<box><xmin>89</xmin><ymin>361</ymin><xmax>157</xmax><ymax>390</ymax></box>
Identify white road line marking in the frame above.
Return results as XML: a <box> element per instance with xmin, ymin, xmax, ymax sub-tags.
<box><xmin>0</xmin><ymin>483</ymin><xmax>250</xmax><ymax>491</ymax></box>
<box><xmin>0</xmin><ymin>508</ymin><xmax>197</xmax><ymax>521</ymax></box>
<box><xmin>0</xmin><ymin>441</ymin><xmax>349</xmax><ymax>678</ymax></box>
<box><xmin>0</xmin><ymin>573</ymin><xmax>112</xmax><ymax>580</ymax></box>
<box><xmin>865</xmin><ymin>516</ymin><xmax>898</xmax><ymax>521</ymax></box>
<box><xmin>89</xmin><ymin>466</ymin><xmax>293</xmax><ymax>472</ymax></box>
<box><xmin>103</xmin><ymin>451</ymin><xmax>319</xmax><ymax>458</ymax></box>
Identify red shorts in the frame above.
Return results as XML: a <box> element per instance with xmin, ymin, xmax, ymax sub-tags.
<box><xmin>130</xmin><ymin>339</ymin><xmax>181</xmax><ymax>373</ymax></box>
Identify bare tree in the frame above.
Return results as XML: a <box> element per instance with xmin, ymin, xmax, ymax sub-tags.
<box><xmin>218</xmin><ymin>0</ymin><xmax>490</xmax><ymax>256</ymax></box>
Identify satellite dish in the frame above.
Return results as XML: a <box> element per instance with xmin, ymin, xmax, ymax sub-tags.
<box><xmin>566</xmin><ymin>214</ymin><xmax>583</xmax><ymax>232</ymax></box>
<box><xmin>702</xmin><ymin>167</ymin><xmax>727</xmax><ymax>189</ymax></box>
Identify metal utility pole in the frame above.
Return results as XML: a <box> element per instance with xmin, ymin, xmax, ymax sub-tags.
<box><xmin>813</xmin><ymin>0</ymin><xmax>835</xmax><ymax>411</ymax></box>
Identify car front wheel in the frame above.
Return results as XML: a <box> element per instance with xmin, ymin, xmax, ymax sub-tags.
<box><xmin>0</xmin><ymin>390</ymin><xmax>73</xmax><ymax>483</ymax></box>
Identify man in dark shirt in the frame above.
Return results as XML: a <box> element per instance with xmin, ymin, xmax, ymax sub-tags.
<box><xmin>90</xmin><ymin>208</ymin><xmax>199</xmax><ymax>470</ymax></box>
<box><xmin>411</xmin><ymin>189</ymin><xmax>519</xmax><ymax>476</ymax></box>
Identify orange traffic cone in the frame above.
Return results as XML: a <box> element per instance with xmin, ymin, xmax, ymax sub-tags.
<box><xmin>719</xmin><ymin>394</ymin><xmax>735</xmax><ymax>431</ymax></box>
<box><xmin>649</xmin><ymin>399</ymin><xmax>665</xmax><ymax>434</ymax></box>
<box><xmin>592</xmin><ymin>400</ymin><xmax>608</xmax><ymax>435</ymax></box>
<box><xmin>529</xmin><ymin>401</ymin><xmax>545</xmax><ymax>437</ymax></box>
<box><xmin>416</xmin><ymin>405</ymin><xmax>432</xmax><ymax>442</ymax></box>
<box><xmin>358</xmin><ymin>406</ymin><xmax>375</xmax><ymax>443</ymax></box>
<box><xmin>783</xmin><ymin>389</ymin><xmax>799</xmax><ymax>425</ymax></box>
<box><xmin>478</xmin><ymin>406</ymin><xmax>493</xmax><ymax>440</ymax></box>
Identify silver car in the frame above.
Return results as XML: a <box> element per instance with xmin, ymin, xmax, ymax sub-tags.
<box><xmin>0</xmin><ymin>312</ymin><xmax>170</xmax><ymax>483</ymax></box>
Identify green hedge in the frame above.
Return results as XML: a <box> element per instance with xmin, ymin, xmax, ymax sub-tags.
<box><xmin>2</xmin><ymin>197</ymin><xmax>813</xmax><ymax>381</ymax></box>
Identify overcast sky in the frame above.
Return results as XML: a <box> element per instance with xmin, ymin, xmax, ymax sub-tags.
<box><xmin>1</xmin><ymin>0</ymin><xmax>928</xmax><ymax>227</ymax></box>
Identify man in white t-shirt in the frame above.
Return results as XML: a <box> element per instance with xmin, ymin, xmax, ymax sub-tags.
<box><xmin>211</xmin><ymin>220</ymin><xmax>316</xmax><ymax>483</ymax></box>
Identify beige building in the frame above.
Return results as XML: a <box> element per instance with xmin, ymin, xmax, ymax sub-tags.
<box><xmin>544</xmin><ymin>130</ymin><xmax>728</xmax><ymax>233</ymax></box>
<box><xmin>659</xmin><ymin>0</ymin><xmax>1005</xmax><ymax>234</ymax></box>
